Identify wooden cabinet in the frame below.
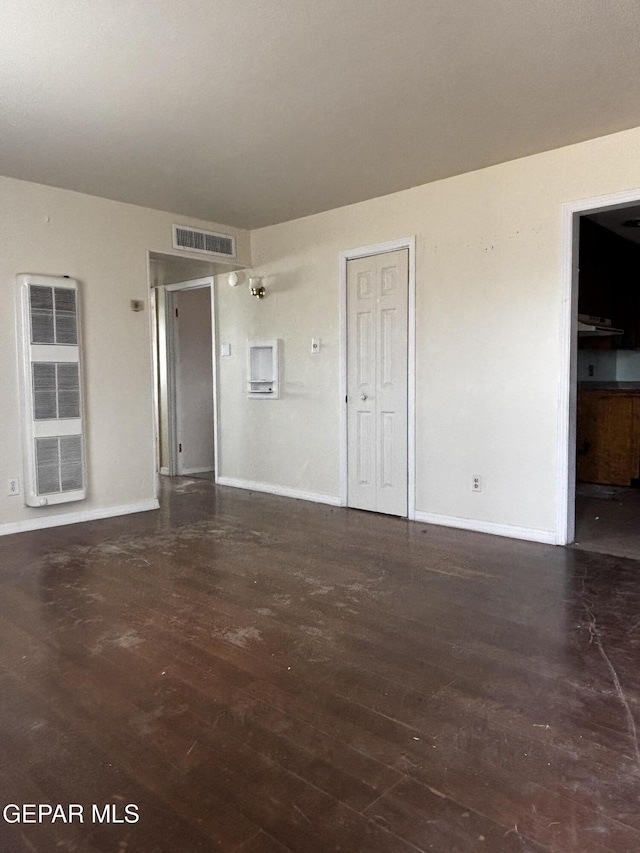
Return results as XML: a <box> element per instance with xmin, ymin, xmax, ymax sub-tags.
<box><xmin>577</xmin><ymin>390</ymin><xmax>640</xmax><ymax>485</ymax></box>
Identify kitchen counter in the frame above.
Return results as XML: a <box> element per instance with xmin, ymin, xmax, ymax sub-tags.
<box><xmin>579</xmin><ymin>382</ymin><xmax>640</xmax><ymax>391</ymax></box>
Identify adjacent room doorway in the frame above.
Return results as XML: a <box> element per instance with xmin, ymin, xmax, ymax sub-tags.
<box><xmin>560</xmin><ymin>189</ymin><xmax>640</xmax><ymax>554</ymax></box>
<box><xmin>159</xmin><ymin>277</ymin><xmax>218</xmax><ymax>479</ymax></box>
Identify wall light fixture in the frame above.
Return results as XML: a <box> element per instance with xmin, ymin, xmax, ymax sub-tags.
<box><xmin>249</xmin><ymin>277</ymin><xmax>266</xmax><ymax>298</ymax></box>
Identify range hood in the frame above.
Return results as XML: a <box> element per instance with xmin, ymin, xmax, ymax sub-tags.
<box><xmin>577</xmin><ymin>314</ymin><xmax>624</xmax><ymax>337</ymax></box>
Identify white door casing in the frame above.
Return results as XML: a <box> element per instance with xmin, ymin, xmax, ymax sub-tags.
<box><xmin>347</xmin><ymin>249</ymin><xmax>409</xmax><ymax>516</ymax></box>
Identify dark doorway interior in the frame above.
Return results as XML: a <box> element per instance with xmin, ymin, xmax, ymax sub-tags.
<box><xmin>575</xmin><ymin>208</ymin><xmax>640</xmax><ymax>557</ymax></box>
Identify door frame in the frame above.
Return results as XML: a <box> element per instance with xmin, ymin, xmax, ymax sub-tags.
<box><xmin>163</xmin><ymin>277</ymin><xmax>219</xmax><ymax>479</ymax></box>
<box><xmin>339</xmin><ymin>237</ymin><xmax>416</xmax><ymax>519</ymax></box>
<box><xmin>558</xmin><ymin>186</ymin><xmax>640</xmax><ymax>545</ymax></box>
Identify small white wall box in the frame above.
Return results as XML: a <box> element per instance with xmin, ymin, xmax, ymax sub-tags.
<box><xmin>247</xmin><ymin>339</ymin><xmax>280</xmax><ymax>399</ymax></box>
<box><xmin>16</xmin><ymin>274</ymin><xmax>87</xmax><ymax>506</ymax></box>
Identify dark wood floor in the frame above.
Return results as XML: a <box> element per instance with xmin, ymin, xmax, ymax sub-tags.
<box><xmin>1</xmin><ymin>478</ymin><xmax>639</xmax><ymax>852</ymax></box>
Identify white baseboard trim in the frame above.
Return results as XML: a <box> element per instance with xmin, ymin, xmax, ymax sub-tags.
<box><xmin>413</xmin><ymin>511</ymin><xmax>557</xmax><ymax>545</ymax></box>
<box><xmin>159</xmin><ymin>466</ymin><xmax>170</xmax><ymax>476</ymax></box>
<box><xmin>216</xmin><ymin>476</ymin><xmax>343</xmax><ymax>507</ymax></box>
<box><xmin>0</xmin><ymin>499</ymin><xmax>160</xmax><ymax>538</ymax></box>
<box><xmin>181</xmin><ymin>467</ymin><xmax>215</xmax><ymax>475</ymax></box>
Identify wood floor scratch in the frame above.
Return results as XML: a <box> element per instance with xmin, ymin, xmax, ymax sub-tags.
<box><xmin>584</xmin><ymin>603</ymin><xmax>640</xmax><ymax>766</ymax></box>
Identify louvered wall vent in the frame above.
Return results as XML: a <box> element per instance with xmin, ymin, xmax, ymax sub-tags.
<box><xmin>16</xmin><ymin>274</ymin><xmax>87</xmax><ymax>507</ymax></box>
<box><xmin>172</xmin><ymin>225</ymin><xmax>236</xmax><ymax>258</ymax></box>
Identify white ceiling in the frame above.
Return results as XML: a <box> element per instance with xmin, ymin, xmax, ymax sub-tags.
<box><xmin>587</xmin><ymin>206</ymin><xmax>640</xmax><ymax>245</ymax></box>
<box><xmin>2</xmin><ymin>1</ymin><xmax>640</xmax><ymax>229</ymax></box>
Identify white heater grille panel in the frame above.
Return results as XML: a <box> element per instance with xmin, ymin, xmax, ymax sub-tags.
<box><xmin>54</xmin><ymin>288</ymin><xmax>78</xmax><ymax>344</ymax></box>
<box><xmin>35</xmin><ymin>437</ymin><xmax>62</xmax><ymax>494</ymax></box>
<box><xmin>57</xmin><ymin>363</ymin><xmax>81</xmax><ymax>418</ymax></box>
<box><xmin>33</xmin><ymin>363</ymin><xmax>57</xmax><ymax>419</ymax></box>
<box><xmin>17</xmin><ymin>274</ymin><xmax>86</xmax><ymax>507</ymax></box>
<box><xmin>35</xmin><ymin>435</ymin><xmax>84</xmax><ymax>495</ymax></box>
<box><xmin>30</xmin><ymin>285</ymin><xmax>55</xmax><ymax>343</ymax></box>
<box><xmin>32</xmin><ymin>363</ymin><xmax>80</xmax><ymax>420</ymax></box>
<box><xmin>29</xmin><ymin>285</ymin><xmax>78</xmax><ymax>345</ymax></box>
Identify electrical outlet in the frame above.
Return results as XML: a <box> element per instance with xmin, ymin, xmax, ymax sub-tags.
<box><xmin>311</xmin><ymin>338</ymin><xmax>320</xmax><ymax>354</ymax></box>
<box><xmin>7</xmin><ymin>477</ymin><xmax>20</xmax><ymax>497</ymax></box>
<box><xmin>588</xmin><ymin>364</ymin><xmax>595</xmax><ymax>377</ymax></box>
<box><xmin>472</xmin><ymin>474</ymin><xmax>482</xmax><ymax>492</ymax></box>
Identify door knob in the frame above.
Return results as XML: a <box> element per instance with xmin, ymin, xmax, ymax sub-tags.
<box><xmin>360</xmin><ymin>394</ymin><xmax>367</xmax><ymax>401</ymax></box>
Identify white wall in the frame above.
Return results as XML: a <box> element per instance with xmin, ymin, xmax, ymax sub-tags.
<box><xmin>7</xmin><ymin>127</ymin><xmax>640</xmax><ymax>542</ymax></box>
<box><xmin>0</xmin><ymin>175</ymin><xmax>249</xmax><ymax>533</ymax></box>
<box><xmin>216</xmin><ymin>126</ymin><xmax>640</xmax><ymax>541</ymax></box>
<box><xmin>615</xmin><ymin>350</ymin><xmax>640</xmax><ymax>381</ymax></box>
<box><xmin>577</xmin><ymin>349</ymin><xmax>617</xmax><ymax>382</ymax></box>
<box><xmin>579</xmin><ymin>348</ymin><xmax>640</xmax><ymax>382</ymax></box>
<box><xmin>217</xmin><ymin>270</ymin><xmax>339</xmax><ymax>499</ymax></box>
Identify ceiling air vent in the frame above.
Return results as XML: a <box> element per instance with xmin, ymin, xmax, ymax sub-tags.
<box><xmin>172</xmin><ymin>225</ymin><xmax>236</xmax><ymax>258</ymax></box>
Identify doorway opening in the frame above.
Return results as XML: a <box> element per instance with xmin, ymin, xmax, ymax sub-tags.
<box><xmin>154</xmin><ymin>275</ymin><xmax>218</xmax><ymax>482</ymax></box>
<box><xmin>562</xmin><ymin>192</ymin><xmax>640</xmax><ymax>557</ymax></box>
<box><xmin>339</xmin><ymin>238</ymin><xmax>416</xmax><ymax>519</ymax></box>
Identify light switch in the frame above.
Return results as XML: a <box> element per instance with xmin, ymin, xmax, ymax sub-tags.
<box><xmin>311</xmin><ymin>338</ymin><xmax>320</xmax><ymax>354</ymax></box>
<box><xmin>221</xmin><ymin>343</ymin><xmax>231</xmax><ymax>357</ymax></box>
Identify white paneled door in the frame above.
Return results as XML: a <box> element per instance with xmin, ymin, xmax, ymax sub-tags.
<box><xmin>347</xmin><ymin>249</ymin><xmax>408</xmax><ymax>516</ymax></box>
